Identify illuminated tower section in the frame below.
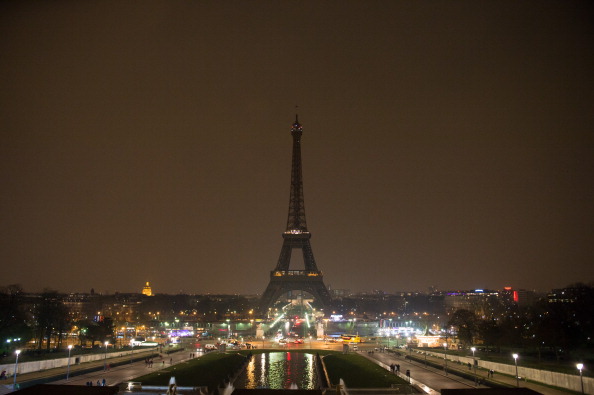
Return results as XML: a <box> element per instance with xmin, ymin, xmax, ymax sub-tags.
<box><xmin>260</xmin><ymin>116</ymin><xmax>332</xmax><ymax>311</ymax></box>
<box><xmin>142</xmin><ymin>281</ymin><xmax>153</xmax><ymax>296</ymax></box>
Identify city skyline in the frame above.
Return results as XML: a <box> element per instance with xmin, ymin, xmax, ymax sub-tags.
<box><xmin>3</xmin><ymin>281</ymin><xmax>585</xmax><ymax>297</ymax></box>
<box><xmin>2</xmin><ymin>1</ymin><xmax>593</xmax><ymax>295</ymax></box>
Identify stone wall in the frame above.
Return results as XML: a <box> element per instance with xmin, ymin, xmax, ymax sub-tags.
<box><xmin>0</xmin><ymin>348</ymin><xmax>152</xmax><ymax>377</ymax></box>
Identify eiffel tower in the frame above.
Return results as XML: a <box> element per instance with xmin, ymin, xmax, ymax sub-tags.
<box><xmin>260</xmin><ymin>116</ymin><xmax>332</xmax><ymax>312</ymax></box>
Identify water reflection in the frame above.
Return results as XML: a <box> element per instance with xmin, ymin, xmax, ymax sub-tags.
<box><xmin>236</xmin><ymin>352</ymin><xmax>318</xmax><ymax>389</ymax></box>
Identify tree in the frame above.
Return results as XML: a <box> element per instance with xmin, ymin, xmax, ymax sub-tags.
<box><xmin>77</xmin><ymin>317</ymin><xmax>115</xmax><ymax>347</ymax></box>
<box><xmin>34</xmin><ymin>290</ymin><xmax>71</xmax><ymax>350</ymax></box>
<box><xmin>0</xmin><ymin>284</ymin><xmax>31</xmax><ymax>352</ymax></box>
<box><xmin>477</xmin><ymin>319</ymin><xmax>501</xmax><ymax>348</ymax></box>
<box><xmin>448</xmin><ymin>309</ymin><xmax>478</xmax><ymax>347</ymax></box>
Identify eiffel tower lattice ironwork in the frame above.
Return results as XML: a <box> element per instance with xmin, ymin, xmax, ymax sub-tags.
<box><xmin>260</xmin><ymin>116</ymin><xmax>332</xmax><ymax>311</ymax></box>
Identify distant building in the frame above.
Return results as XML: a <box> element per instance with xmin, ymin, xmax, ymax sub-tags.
<box><xmin>501</xmin><ymin>286</ymin><xmax>537</xmax><ymax>307</ymax></box>
<box><xmin>443</xmin><ymin>289</ymin><xmax>499</xmax><ymax>317</ymax></box>
<box><xmin>329</xmin><ymin>288</ymin><xmax>351</xmax><ymax>298</ymax></box>
<box><xmin>548</xmin><ymin>286</ymin><xmax>590</xmax><ymax>304</ymax></box>
<box><xmin>515</xmin><ymin>288</ymin><xmax>537</xmax><ymax>307</ymax></box>
<box><xmin>142</xmin><ymin>282</ymin><xmax>153</xmax><ymax>296</ymax></box>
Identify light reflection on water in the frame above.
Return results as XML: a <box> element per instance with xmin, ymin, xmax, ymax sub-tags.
<box><xmin>236</xmin><ymin>352</ymin><xmax>318</xmax><ymax>390</ymax></box>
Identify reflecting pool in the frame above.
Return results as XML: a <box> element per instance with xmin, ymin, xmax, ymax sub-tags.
<box><xmin>234</xmin><ymin>352</ymin><xmax>319</xmax><ymax>389</ymax></box>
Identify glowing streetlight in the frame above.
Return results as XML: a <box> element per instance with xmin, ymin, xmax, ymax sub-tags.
<box><xmin>577</xmin><ymin>363</ymin><xmax>584</xmax><ymax>394</ymax></box>
<box><xmin>104</xmin><ymin>341</ymin><xmax>109</xmax><ymax>371</ymax></box>
<box><xmin>471</xmin><ymin>347</ymin><xmax>477</xmax><ymax>386</ymax></box>
<box><xmin>443</xmin><ymin>342</ymin><xmax>448</xmax><ymax>376</ymax></box>
<box><xmin>66</xmin><ymin>345</ymin><xmax>73</xmax><ymax>380</ymax></box>
<box><xmin>13</xmin><ymin>349</ymin><xmax>21</xmax><ymax>390</ymax></box>
<box><xmin>512</xmin><ymin>353</ymin><xmax>519</xmax><ymax>387</ymax></box>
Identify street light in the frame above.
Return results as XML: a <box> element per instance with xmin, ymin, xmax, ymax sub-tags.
<box><xmin>443</xmin><ymin>342</ymin><xmax>448</xmax><ymax>376</ymax></box>
<box><xmin>104</xmin><ymin>341</ymin><xmax>109</xmax><ymax>371</ymax></box>
<box><xmin>512</xmin><ymin>353</ymin><xmax>519</xmax><ymax>387</ymax></box>
<box><xmin>13</xmin><ymin>349</ymin><xmax>21</xmax><ymax>390</ymax></box>
<box><xmin>577</xmin><ymin>363</ymin><xmax>584</xmax><ymax>394</ymax></box>
<box><xmin>66</xmin><ymin>345</ymin><xmax>73</xmax><ymax>380</ymax></box>
<box><xmin>471</xmin><ymin>347</ymin><xmax>477</xmax><ymax>387</ymax></box>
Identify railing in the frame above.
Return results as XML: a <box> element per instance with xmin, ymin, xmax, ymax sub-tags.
<box><xmin>271</xmin><ymin>270</ymin><xmax>322</xmax><ymax>277</ymax></box>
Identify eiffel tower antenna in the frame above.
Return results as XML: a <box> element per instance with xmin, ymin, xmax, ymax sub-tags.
<box><xmin>260</xmin><ymin>117</ymin><xmax>332</xmax><ymax>312</ymax></box>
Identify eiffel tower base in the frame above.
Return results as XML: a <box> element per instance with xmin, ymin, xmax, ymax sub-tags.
<box><xmin>260</xmin><ymin>272</ymin><xmax>332</xmax><ymax>313</ymax></box>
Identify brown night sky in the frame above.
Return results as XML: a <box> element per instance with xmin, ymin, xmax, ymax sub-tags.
<box><xmin>1</xmin><ymin>1</ymin><xmax>593</xmax><ymax>295</ymax></box>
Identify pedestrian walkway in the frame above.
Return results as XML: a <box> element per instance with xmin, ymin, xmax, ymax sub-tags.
<box><xmin>0</xmin><ymin>348</ymin><xmax>184</xmax><ymax>394</ymax></box>
<box><xmin>51</xmin><ymin>349</ymin><xmax>194</xmax><ymax>389</ymax></box>
<box><xmin>381</xmin><ymin>350</ymin><xmax>571</xmax><ymax>395</ymax></box>
<box><xmin>361</xmin><ymin>350</ymin><xmax>484</xmax><ymax>393</ymax></box>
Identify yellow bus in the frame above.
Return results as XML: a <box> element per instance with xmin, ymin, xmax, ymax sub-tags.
<box><xmin>341</xmin><ymin>334</ymin><xmax>363</xmax><ymax>343</ymax></box>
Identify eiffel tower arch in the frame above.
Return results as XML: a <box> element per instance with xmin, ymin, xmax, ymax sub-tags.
<box><xmin>260</xmin><ymin>116</ymin><xmax>332</xmax><ymax>312</ymax></box>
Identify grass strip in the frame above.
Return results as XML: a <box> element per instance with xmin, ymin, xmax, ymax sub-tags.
<box><xmin>132</xmin><ymin>352</ymin><xmax>247</xmax><ymax>391</ymax></box>
<box><xmin>323</xmin><ymin>353</ymin><xmax>410</xmax><ymax>388</ymax></box>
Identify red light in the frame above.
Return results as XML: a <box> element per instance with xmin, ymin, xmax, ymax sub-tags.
<box><xmin>513</xmin><ymin>291</ymin><xmax>519</xmax><ymax>302</ymax></box>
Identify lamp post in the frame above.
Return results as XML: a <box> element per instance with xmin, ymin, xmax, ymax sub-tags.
<box><xmin>577</xmin><ymin>363</ymin><xmax>584</xmax><ymax>394</ymax></box>
<box><xmin>104</xmin><ymin>341</ymin><xmax>109</xmax><ymax>371</ymax></box>
<box><xmin>443</xmin><ymin>342</ymin><xmax>448</xmax><ymax>376</ymax></box>
<box><xmin>512</xmin><ymin>353</ymin><xmax>519</xmax><ymax>387</ymax></box>
<box><xmin>66</xmin><ymin>345</ymin><xmax>73</xmax><ymax>380</ymax></box>
<box><xmin>471</xmin><ymin>347</ymin><xmax>477</xmax><ymax>387</ymax></box>
<box><xmin>226</xmin><ymin>319</ymin><xmax>231</xmax><ymax>339</ymax></box>
<box><xmin>13</xmin><ymin>349</ymin><xmax>21</xmax><ymax>390</ymax></box>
